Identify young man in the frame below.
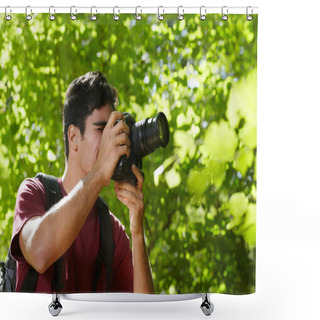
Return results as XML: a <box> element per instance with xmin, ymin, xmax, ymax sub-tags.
<box><xmin>10</xmin><ymin>71</ymin><xmax>154</xmax><ymax>294</ymax></box>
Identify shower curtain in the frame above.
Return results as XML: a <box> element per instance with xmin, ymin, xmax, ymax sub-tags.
<box><xmin>0</xmin><ymin>12</ymin><xmax>257</xmax><ymax>295</ymax></box>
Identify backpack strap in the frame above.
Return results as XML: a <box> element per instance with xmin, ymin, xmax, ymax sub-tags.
<box><xmin>92</xmin><ymin>196</ymin><xmax>115</xmax><ymax>292</ymax></box>
<box><xmin>0</xmin><ymin>251</ymin><xmax>17</xmax><ymax>292</ymax></box>
<box><xmin>36</xmin><ymin>173</ymin><xmax>65</xmax><ymax>293</ymax></box>
<box><xmin>18</xmin><ymin>173</ymin><xmax>64</xmax><ymax>292</ymax></box>
<box><xmin>20</xmin><ymin>264</ymin><xmax>38</xmax><ymax>292</ymax></box>
<box><xmin>36</xmin><ymin>173</ymin><xmax>63</xmax><ymax>212</ymax></box>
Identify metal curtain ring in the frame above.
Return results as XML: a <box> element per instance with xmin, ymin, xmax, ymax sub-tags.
<box><xmin>90</xmin><ymin>6</ymin><xmax>97</xmax><ymax>21</ymax></box>
<box><xmin>177</xmin><ymin>6</ymin><xmax>184</xmax><ymax>21</ymax></box>
<box><xmin>70</xmin><ymin>6</ymin><xmax>77</xmax><ymax>21</ymax></box>
<box><xmin>200</xmin><ymin>6</ymin><xmax>207</xmax><ymax>21</ymax></box>
<box><xmin>158</xmin><ymin>6</ymin><xmax>164</xmax><ymax>21</ymax></box>
<box><xmin>113</xmin><ymin>6</ymin><xmax>120</xmax><ymax>21</ymax></box>
<box><xmin>135</xmin><ymin>6</ymin><xmax>142</xmax><ymax>21</ymax></box>
<box><xmin>25</xmin><ymin>6</ymin><xmax>32</xmax><ymax>21</ymax></box>
<box><xmin>49</xmin><ymin>6</ymin><xmax>56</xmax><ymax>21</ymax></box>
<box><xmin>5</xmin><ymin>6</ymin><xmax>12</xmax><ymax>21</ymax></box>
<box><xmin>221</xmin><ymin>6</ymin><xmax>228</xmax><ymax>21</ymax></box>
<box><xmin>246</xmin><ymin>6</ymin><xmax>253</xmax><ymax>21</ymax></box>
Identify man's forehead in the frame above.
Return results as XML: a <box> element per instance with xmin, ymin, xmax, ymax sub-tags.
<box><xmin>88</xmin><ymin>105</ymin><xmax>112</xmax><ymax>124</ymax></box>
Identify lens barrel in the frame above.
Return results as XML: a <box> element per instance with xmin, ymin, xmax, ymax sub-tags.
<box><xmin>132</xmin><ymin>112</ymin><xmax>169</xmax><ymax>157</ymax></box>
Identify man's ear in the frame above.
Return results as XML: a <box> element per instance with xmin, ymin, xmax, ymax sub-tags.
<box><xmin>68</xmin><ymin>125</ymin><xmax>79</xmax><ymax>152</ymax></box>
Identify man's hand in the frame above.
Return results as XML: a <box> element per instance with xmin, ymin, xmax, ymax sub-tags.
<box><xmin>93</xmin><ymin>111</ymin><xmax>130</xmax><ymax>186</ymax></box>
<box><xmin>114</xmin><ymin>164</ymin><xmax>144</xmax><ymax>237</ymax></box>
<box><xmin>114</xmin><ymin>165</ymin><xmax>155</xmax><ymax>293</ymax></box>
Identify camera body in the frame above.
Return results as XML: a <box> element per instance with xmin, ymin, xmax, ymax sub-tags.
<box><xmin>111</xmin><ymin>112</ymin><xmax>169</xmax><ymax>185</ymax></box>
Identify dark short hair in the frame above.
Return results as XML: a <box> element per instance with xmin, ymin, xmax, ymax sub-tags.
<box><xmin>63</xmin><ymin>71</ymin><xmax>118</xmax><ymax>159</ymax></box>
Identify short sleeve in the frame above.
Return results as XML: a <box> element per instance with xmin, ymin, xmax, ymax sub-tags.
<box><xmin>10</xmin><ymin>178</ymin><xmax>47</xmax><ymax>262</ymax></box>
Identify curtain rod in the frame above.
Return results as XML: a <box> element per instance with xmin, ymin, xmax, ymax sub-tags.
<box><xmin>0</xmin><ymin>6</ymin><xmax>259</xmax><ymax>16</ymax></box>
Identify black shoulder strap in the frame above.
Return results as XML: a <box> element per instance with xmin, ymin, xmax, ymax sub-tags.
<box><xmin>35</xmin><ymin>173</ymin><xmax>63</xmax><ymax>213</ymax></box>
<box><xmin>92</xmin><ymin>196</ymin><xmax>115</xmax><ymax>292</ymax></box>
<box><xmin>20</xmin><ymin>265</ymin><xmax>38</xmax><ymax>292</ymax></box>
<box><xmin>20</xmin><ymin>173</ymin><xmax>64</xmax><ymax>293</ymax></box>
<box><xmin>36</xmin><ymin>173</ymin><xmax>65</xmax><ymax>293</ymax></box>
<box><xmin>0</xmin><ymin>251</ymin><xmax>17</xmax><ymax>292</ymax></box>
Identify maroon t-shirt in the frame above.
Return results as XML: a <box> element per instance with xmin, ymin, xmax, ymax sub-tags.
<box><xmin>10</xmin><ymin>177</ymin><xmax>133</xmax><ymax>293</ymax></box>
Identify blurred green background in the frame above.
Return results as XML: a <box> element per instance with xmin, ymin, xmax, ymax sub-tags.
<box><xmin>0</xmin><ymin>13</ymin><xmax>257</xmax><ymax>294</ymax></box>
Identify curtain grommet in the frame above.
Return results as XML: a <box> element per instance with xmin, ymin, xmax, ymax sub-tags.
<box><xmin>5</xmin><ymin>6</ymin><xmax>12</xmax><ymax>21</ymax></box>
<box><xmin>221</xmin><ymin>6</ymin><xmax>228</xmax><ymax>21</ymax></box>
<box><xmin>200</xmin><ymin>6</ymin><xmax>207</xmax><ymax>21</ymax></box>
<box><xmin>246</xmin><ymin>6</ymin><xmax>253</xmax><ymax>21</ymax></box>
<box><xmin>158</xmin><ymin>6</ymin><xmax>164</xmax><ymax>21</ymax></box>
<box><xmin>25</xmin><ymin>6</ymin><xmax>32</xmax><ymax>21</ymax></box>
<box><xmin>70</xmin><ymin>6</ymin><xmax>77</xmax><ymax>21</ymax></box>
<box><xmin>177</xmin><ymin>6</ymin><xmax>184</xmax><ymax>21</ymax></box>
<box><xmin>90</xmin><ymin>6</ymin><xmax>97</xmax><ymax>21</ymax></box>
<box><xmin>49</xmin><ymin>6</ymin><xmax>56</xmax><ymax>21</ymax></box>
<box><xmin>113</xmin><ymin>6</ymin><xmax>120</xmax><ymax>21</ymax></box>
<box><xmin>135</xmin><ymin>6</ymin><xmax>142</xmax><ymax>21</ymax></box>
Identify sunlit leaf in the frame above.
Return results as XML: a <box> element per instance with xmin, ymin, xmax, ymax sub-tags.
<box><xmin>207</xmin><ymin>159</ymin><xmax>226</xmax><ymax>190</ymax></box>
<box><xmin>203</xmin><ymin>121</ymin><xmax>238</xmax><ymax>163</ymax></box>
<box><xmin>229</xmin><ymin>192</ymin><xmax>248</xmax><ymax>218</ymax></box>
<box><xmin>28</xmin><ymin>154</ymin><xmax>37</xmax><ymax>164</ymax></box>
<box><xmin>47</xmin><ymin>149</ymin><xmax>57</xmax><ymax>162</ymax></box>
<box><xmin>186</xmin><ymin>204</ymin><xmax>206</xmax><ymax>225</ymax></box>
<box><xmin>226</xmin><ymin>192</ymin><xmax>249</xmax><ymax>229</ymax></box>
<box><xmin>174</xmin><ymin>130</ymin><xmax>196</xmax><ymax>161</ymax></box>
<box><xmin>239</xmin><ymin>124</ymin><xmax>257</xmax><ymax>150</ymax></box>
<box><xmin>243</xmin><ymin>223</ymin><xmax>256</xmax><ymax>247</ymax></box>
<box><xmin>227</xmin><ymin>68</ymin><xmax>257</xmax><ymax>130</ymax></box>
<box><xmin>187</xmin><ymin>168</ymin><xmax>209</xmax><ymax>197</ymax></box>
<box><xmin>234</xmin><ymin>147</ymin><xmax>254</xmax><ymax>176</ymax></box>
<box><xmin>164</xmin><ymin>166</ymin><xmax>181</xmax><ymax>189</ymax></box>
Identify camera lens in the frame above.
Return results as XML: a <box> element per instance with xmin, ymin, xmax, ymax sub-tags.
<box><xmin>132</xmin><ymin>112</ymin><xmax>169</xmax><ymax>157</ymax></box>
<box><xmin>157</xmin><ymin>113</ymin><xmax>169</xmax><ymax>147</ymax></box>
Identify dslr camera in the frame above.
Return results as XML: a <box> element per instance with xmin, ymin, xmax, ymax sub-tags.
<box><xmin>111</xmin><ymin>112</ymin><xmax>169</xmax><ymax>185</ymax></box>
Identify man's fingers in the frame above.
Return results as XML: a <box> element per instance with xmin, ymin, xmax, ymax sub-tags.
<box><xmin>106</xmin><ymin>111</ymin><xmax>124</xmax><ymax>128</ymax></box>
<box><xmin>114</xmin><ymin>180</ymin><xmax>138</xmax><ymax>194</ymax></box>
<box><xmin>107</xmin><ymin>111</ymin><xmax>129</xmax><ymax>136</ymax></box>
<box><xmin>114</xmin><ymin>120</ymin><xmax>129</xmax><ymax>136</ymax></box>
<box><xmin>115</xmin><ymin>186</ymin><xmax>141</xmax><ymax>204</ymax></box>
<box><xmin>114</xmin><ymin>132</ymin><xmax>131</xmax><ymax>148</ymax></box>
<box><xmin>132</xmin><ymin>164</ymin><xmax>144</xmax><ymax>190</ymax></box>
<box><xmin>117</xmin><ymin>145</ymin><xmax>130</xmax><ymax>159</ymax></box>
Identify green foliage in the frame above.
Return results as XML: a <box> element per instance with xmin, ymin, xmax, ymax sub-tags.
<box><xmin>0</xmin><ymin>14</ymin><xmax>257</xmax><ymax>294</ymax></box>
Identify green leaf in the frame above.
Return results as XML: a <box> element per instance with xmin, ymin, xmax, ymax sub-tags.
<box><xmin>226</xmin><ymin>192</ymin><xmax>249</xmax><ymax>229</ymax></box>
<box><xmin>173</xmin><ymin>130</ymin><xmax>196</xmax><ymax>161</ymax></box>
<box><xmin>187</xmin><ymin>168</ymin><xmax>209</xmax><ymax>197</ymax></box>
<box><xmin>234</xmin><ymin>147</ymin><xmax>254</xmax><ymax>176</ymax></box>
<box><xmin>207</xmin><ymin>160</ymin><xmax>226</xmax><ymax>190</ymax></box>
<box><xmin>239</xmin><ymin>124</ymin><xmax>257</xmax><ymax>150</ymax></box>
<box><xmin>227</xmin><ymin>68</ymin><xmax>257</xmax><ymax>131</ymax></box>
<box><xmin>186</xmin><ymin>204</ymin><xmax>206</xmax><ymax>225</ymax></box>
<box><xmin>229</xmin><ymin>192</ymin><xmax>248</xmax><ymax>217</ymax></box>
<box><xmin>203</xmin><ymin>121</ymin><xmax>238</xmax><ymax>163</ymax></box>
<box><xmin>47</xmin><ymin>149</ymin><xmax>57</xmax><ymax>162</ymax></box>
<box><xmin>164</xmin><ymin>166</ymin><xmax>181</xmax><ymax>189</ymax></box>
